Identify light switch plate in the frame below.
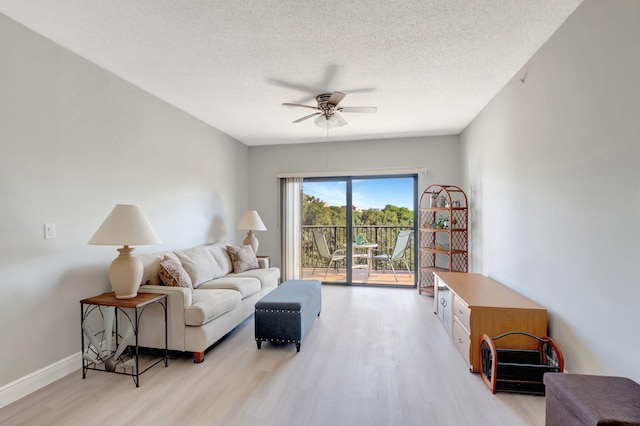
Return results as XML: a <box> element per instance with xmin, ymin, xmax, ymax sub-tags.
<box><xmin>44</xmin><ymin>223</ymin><xmax>56</xmax><ymax>239</ymax></box>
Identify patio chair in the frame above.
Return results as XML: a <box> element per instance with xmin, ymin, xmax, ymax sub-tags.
<box><xmin>371</xmin><ymin>230</ymin><xmax>413</xmax><ymax>282</ymax></box>
<box><xmin>312</xmin><ymin>230</ymin><xmax>346</xmax><ymax>278</ymax></box>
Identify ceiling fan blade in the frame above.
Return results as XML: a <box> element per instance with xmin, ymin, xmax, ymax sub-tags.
<box><xmin>340</xmin><ymin>87</ymin><xmax>376</xmax><ymax>94</ymax></box>
<box><xmin>293</xmin><ymin>112</ymin><xmax>321</xmax><ymax>123</ymax></box>
<box><xmin>283</xmin><ymin>102</ymin><xmax>319</xmax><ymax>110</ymax></box>
<box><xmin>328</xmin><ymin>91</ymin><xmax>346</xmax><ymax>106</ymax></box>
<box><xmin>338</xmin><ymin>106</ymin><xmax>377</xmax><ymax>113</ymax></box>
<box><xmin>269</xmin><ymin>78</ymin><xmax>318</xmax><ymax>93</ymax></box>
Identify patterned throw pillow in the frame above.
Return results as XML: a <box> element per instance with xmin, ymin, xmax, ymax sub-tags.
<box><xmin>226</xmin><ymin>245</ymin><xmax>259</xmax><ymax>273</ymax></box>
<box><xmin>158</xmin><ymin>256</ymin><xmax>193</xmax><ymax>289</ymax></box>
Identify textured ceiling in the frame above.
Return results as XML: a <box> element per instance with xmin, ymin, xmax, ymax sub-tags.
<box><xmin>0</xmin><ymin>1</ymin><xmax>582</xmax><ymax>146</ymax></box>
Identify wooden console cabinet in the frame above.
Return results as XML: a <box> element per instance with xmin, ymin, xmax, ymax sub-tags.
<box><xmin>434</xmin><ymin>272</ymin><xmax>547</xmax><ymax>373</ymax></box>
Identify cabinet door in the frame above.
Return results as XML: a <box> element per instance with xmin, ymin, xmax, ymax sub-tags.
<box><xmin>436</xmin><ymin>287</ymin><xmax>452</xmax><ymax>334</ymax></box>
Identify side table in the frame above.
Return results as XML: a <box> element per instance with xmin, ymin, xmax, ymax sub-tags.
<box><xmin>257</xmin><ymin>255</ymin><xmax>271</xmax><ymax>268</ymax></box>
<box><xmin>80</xmin><ymin>292</ymin><xmax>167</xmax><ymax>387</ymax></box>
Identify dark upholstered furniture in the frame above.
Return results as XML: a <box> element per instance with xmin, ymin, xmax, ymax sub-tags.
<box><xmin>544</xmin><ymin>373</ymin><xmax>640</xmax><ymax>425</ymax></box>
<box><xmin>255</xmin><ymin>280</ymin><xmax>321</xmax><ymax>352</ymax></box>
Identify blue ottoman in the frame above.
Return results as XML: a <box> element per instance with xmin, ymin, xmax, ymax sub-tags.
<box><xmin>255</xmin><ymin>280</ymin><xmax>322</xmax><ymax>352</ymax></box>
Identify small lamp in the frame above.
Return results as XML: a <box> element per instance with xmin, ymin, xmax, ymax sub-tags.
<box><xmin>88</xmin><ymin>204</ymin><xmax>161</xmax><ymax>299</ymax></box>
<box><xmin>237</xmin><ymin>210</ymin><xmax>267</xmax><ymax>254</ymax></box>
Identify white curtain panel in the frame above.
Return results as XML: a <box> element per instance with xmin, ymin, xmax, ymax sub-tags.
<box><xmin>279</xmin><ymin>177</ymin><xmax>302</xmax><ymax>280</ymax></box>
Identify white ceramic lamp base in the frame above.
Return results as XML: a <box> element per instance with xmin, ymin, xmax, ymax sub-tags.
<box><xmin>243</xmin><ymin>231</ymin><xmax>259</xmax><ymax>254</ymax></box>
<box><xmin>108</xmin><ymin>246</ymin><xmax>143</xmax><ymax>299</ymax></box>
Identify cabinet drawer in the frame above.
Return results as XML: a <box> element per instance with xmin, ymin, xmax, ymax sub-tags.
<box><xmin>453</xmin><ymin>295</ymin><xmax>471</xmax><ymax>332</ymax></box>
<box><xmin>452</xmin><ymin>318</ymin><xmax>471</xmax><ymax>366</ymax></box>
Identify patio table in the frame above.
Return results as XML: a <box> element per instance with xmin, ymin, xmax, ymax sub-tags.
<box><xmin>352</xmin><ymin>243</ymin><xmax>378</xmax><ymax>276</ymax></box>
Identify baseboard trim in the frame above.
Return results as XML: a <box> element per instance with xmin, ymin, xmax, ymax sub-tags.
<box><xmin>0</xmin><ymin>352</ymin><xmax>81</xmax><ymax>410</ymax></box>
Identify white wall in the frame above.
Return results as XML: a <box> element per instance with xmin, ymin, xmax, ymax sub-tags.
<box><xmin>0</xmin><ymin>15</ymin><xmax>249</xmax><ymax>387</ymax></box>
<box><xmin>249</xmin><ymin>136</ymin><xmax>461</xmax><ymax>268</ymax></box>
<box><xmin>461</xmin><ymin>0</ymin><xmax>640</xmax><ymax>382</ymax></box>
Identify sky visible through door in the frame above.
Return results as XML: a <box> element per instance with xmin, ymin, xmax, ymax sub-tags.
<box><xmin>303</xmin><ymin>177</ymin><xmax>413</xmax><ymax>210</ymax></box>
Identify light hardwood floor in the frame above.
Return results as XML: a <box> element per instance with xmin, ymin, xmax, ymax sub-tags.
<box><xmin>0</xmin><ymin>285</ymin><xmax>545</xmax><ymax>426</ymax></box>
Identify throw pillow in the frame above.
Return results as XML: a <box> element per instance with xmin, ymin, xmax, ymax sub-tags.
<box><xmin>175</xmin><ymin>246</ymin><xmax>224</xmax><ymax>287</ymax></box>
<box><xmin>158</xmin><ymin>256</ymin><xmax>193</xmax><ymax>289</ymax></box>
<box><xmin>226</xmin><ymin>245</ymin><xmax>259</xmax><ymax>273</ymax></box>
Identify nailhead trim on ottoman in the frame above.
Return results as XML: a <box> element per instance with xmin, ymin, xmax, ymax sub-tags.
<box><xmin>254</xmin><ymin>280</ymin><xmax>322</xmax><ymax>352</ymax></box>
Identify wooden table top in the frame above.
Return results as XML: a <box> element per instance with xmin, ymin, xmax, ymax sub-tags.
<box><xmin>434</xmin><ymin>272</ymin><xmax>545</xmax><ymax>310</ymax></box>
<box><xmin>80</xmin><ymin>292</ymin><xmax>166</xmax><ymax>308</ymax></box>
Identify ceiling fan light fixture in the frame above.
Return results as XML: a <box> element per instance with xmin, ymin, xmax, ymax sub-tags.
<box><xmin>313</xmin><ymin>114</ymin><xmax>325</xmax><ymax>128</ymax></box>
<box><xmin>314</xmin><ymin>113</ymin><xmax>347</xmax><ymax>129</ymax></box>
<box><xmin>330</xmin><ymin>114</ymin><xmax>348</xmax><ymax>128</ymax></box>
<box><xmin>287</xmin><ymin>91</ymin><xmax>372</xmax><ymax>129</ymax></box>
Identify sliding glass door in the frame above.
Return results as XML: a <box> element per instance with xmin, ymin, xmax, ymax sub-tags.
<box><xmin>301</xmin><ymin>175</ymin><xmax>416</xmax><ymax>286</ymax></box>
<box><xmin>302</xmin><ymin>179</ymin><xmax>348</xmax><ymax>283</ymax></box>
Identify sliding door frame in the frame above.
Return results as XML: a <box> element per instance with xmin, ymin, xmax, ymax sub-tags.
<box><xmin>303</xmin><ymin>173</ymin><xmax>418</xmax><ymax>287</ymax></box>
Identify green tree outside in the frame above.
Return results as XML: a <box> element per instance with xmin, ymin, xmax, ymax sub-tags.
<box><xmin>303</xmin><ymin>194</ymin><xmax>413</xmax><ymax>226</ymax></box>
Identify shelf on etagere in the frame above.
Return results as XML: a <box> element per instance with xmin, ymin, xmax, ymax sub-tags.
<box><xmin>417</xmin><ymin>184</ymin><xmax>469</xmax><ymax>296</ymax></box>
<box><xmin>420</xmin><ymin>228</ymin><xmax>468</xmax><ymax>233</ymax></box>
<box><xmin>421</xmin><ymin>248</ymin><xmax>467</xmax><ymax>255</ymax></box>
<box><xmin>420</xmin><ymin>266</ymin><xmax>450</xmax><ymax>273</ymax></box>
<box><xmin>421</xmin><ymin>207</ymin><xmax>467</xmax><ymax>212</ymax></box>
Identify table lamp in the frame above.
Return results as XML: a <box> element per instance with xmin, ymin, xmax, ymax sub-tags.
<box><xmin>237</xmin><ymin>210</ymin><xmax>267</xmax><ymax>254</ymax></box>
<box><xmin>88</xmin><ymin>204</ymin><xmax>161</xmax><ymax>299</ymax></box>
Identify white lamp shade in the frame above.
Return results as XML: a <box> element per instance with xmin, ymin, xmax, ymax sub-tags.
<box><xmin>88</xmin><ymin>204</ymin><xmax>162</xmax><ymax>246</ymax></box>
<box><xmin>236</xmin><ymin>210</ymin><xmax>267</xmax><ymax>232</ymax></box>
<box><xmin>237</xmin><ymin>210</ymin><xmax>266</xmax><ymax>254</ymax></box>
<box><xmin>88</xmin><ymin>204</ymin><xmax>161</xmax><ymax>299</ymax></box>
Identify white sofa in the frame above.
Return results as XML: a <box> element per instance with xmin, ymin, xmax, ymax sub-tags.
<box><xmin>135</xmin><ymin>242</ymin><xmax>280</xmax><ymax>362</ymax></box>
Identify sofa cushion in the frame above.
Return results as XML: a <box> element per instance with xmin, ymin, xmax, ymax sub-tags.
<box><xmin>158</xmin><ymin>256</ymin><xmax>193</xmax><ymax>289</ymax></box>
<box><xmin>175</xmin><ymin>246</ymin><xmax>224</xmax><ymax>288</ymax></box>
<box><xmin>139</xmin><ymin>251</ymin><xmax>181</xmax><ymax>286</ymax></box>
<box><xmin>229</xmin><ymin>267</ymin><xmax>281</xmax><ymax>289</ymax></box>
<box><xmin>185</xmin><ymin>289</ymin><xmax>241</xmax><ymax>326</ymax></box>
<box><xmin>205</xmin><ymin>242</ymin><xmax>234</xmax><ymax>275</ymax></box>
<box><xmin>197</xmin><ymin>277</ymin><xmax>261</xmax><ymax>299</ymax></box>
<box><xmin>226</xmin><ymin>245</ymin><xmax>259</xmax><ymax>273</ymax></box>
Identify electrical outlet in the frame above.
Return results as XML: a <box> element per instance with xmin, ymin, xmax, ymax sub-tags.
<box><xmin>44</xmin><ymin>223</ymin><xmax>56</xmax><ymax>239</ymax></box>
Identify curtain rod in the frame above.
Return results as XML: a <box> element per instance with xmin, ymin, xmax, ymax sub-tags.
<box><xmin>275</xmin><ymin>167</ymin><xmax>427</xmax><ymax>178</ymax></box>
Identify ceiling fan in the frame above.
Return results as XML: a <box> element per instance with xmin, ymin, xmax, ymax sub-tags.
<box><xmin>283</xmin><ymin>92</ymin><xmax>377</xmax><ymax>129</ymax></box>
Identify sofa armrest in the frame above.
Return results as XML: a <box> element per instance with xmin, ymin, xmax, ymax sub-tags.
<box><xmin>138</xmin><ymin>284</ymin><xmax>192</xmax><ymax>351</ymax></box>
<box><xmin>140</xmin><ymin>284</ymin><xmax>193</xmax><ymax>308</ymax></box>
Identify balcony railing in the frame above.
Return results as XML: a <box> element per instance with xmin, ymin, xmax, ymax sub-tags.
<box><xmin>302</xmin><ymin>225</ymin><xmax>415</xmax><ymax>271</ymax></box>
